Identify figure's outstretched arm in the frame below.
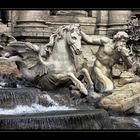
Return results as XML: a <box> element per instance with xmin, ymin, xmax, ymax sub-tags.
<box><xmin>80</xmin><ymin>31</ymin><xmax>110</xmax><ymax>45</ymax></box>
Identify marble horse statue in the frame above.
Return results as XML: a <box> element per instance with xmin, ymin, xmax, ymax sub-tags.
<box><xmin>8</xmin><ymin>24</ymin><xmax>99</xmax><ymax>97</ymax></box>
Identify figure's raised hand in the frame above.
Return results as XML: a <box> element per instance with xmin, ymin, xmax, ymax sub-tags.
<box><xmin>119</xmin><ymin>46</ymin><xmax>130</xmax><ymax>57</ymax></box>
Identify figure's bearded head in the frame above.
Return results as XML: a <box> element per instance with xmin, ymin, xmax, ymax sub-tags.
<box><xmin>113</xmin><ymin>31</ymin><xmax>129</xmax><ymax>48</ymax></box>
<box><xmin>113</xmin><ymin>31</ymin><xmax>129</xmax><ymax>41</ymax></box>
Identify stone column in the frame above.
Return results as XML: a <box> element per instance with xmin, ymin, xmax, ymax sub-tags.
<box><xmin>13</xmin><ymin>10</ymin><xmax>50</xmax><ymax>44</ymax></box>
<box><xmin>0</xmin><ymin>11</ymin><xmax>4</xmax><ymax>32</ymax></box>
<box><xmin>88</xmin><ymin>10</ymin><xmax>97</xmax><ymax>17</ymax></box>
<box><xmin>107</xmin><ymin>10</ymin><xmax>132</xmax><ymax>37</ymax></box>
<box><xmin>96</xmin><ymin>10</ymin><xmax>109</xmax><ymax>35</ymax></box>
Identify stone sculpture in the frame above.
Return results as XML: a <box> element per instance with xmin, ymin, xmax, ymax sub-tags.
<box><xmin>8</xmin><ymin>24</ymin><xmax>100</xmax><ymax>98</ymax></box>
<box><xmin>0</xmin><ymin>33</ymin><xmax>22</xmax><ymax>79</ymax></box>
<box><xmin>80</xmin><ymin>31</ymin><xmax>133</xmax><ymax>93</ymax></box>
<box><xmin>2</xmin><ymin>24</ymin><xmax>140</xmax><ymax>114</ymax></box>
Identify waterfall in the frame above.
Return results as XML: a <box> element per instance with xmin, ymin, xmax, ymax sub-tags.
<box><xmin>0</xmin><ymin>74</ymin><xmax>113</xmax><ymax>129</ymax></box>
<box><xmin>0</xmin><ymin>104</ymin><xmax>75</xmax><ymax>115</ymax></box>
<box><xmin>0</xmin><ymin>88</ymin><xmax>41</xmax><ymax>109</ymax></box>
<box><xmin>110</xmin><ymin>116</ymin><xmax>140</xmax><ymax>129</ymax></box>
<box><xmin>0</xmin><ymin>86</ymin><xmax>113</xmax><ymax>130</ymax></box>
<box><xmin>0</xmin><ymin>109</ymin><xmax>112</xmax><ymax>130</ymax></box>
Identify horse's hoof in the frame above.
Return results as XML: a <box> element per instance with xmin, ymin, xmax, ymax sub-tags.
<box><xmin>89</xmin><ymin>91</ymin><xmax>101</xmax><ymax>99</ymax></box>
<box><xmin>81</xmin><ymin>88</ymin><xmax>88</xmax><ymax>96</ymax></box>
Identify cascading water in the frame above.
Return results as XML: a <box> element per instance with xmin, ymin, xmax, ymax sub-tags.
<box><xmin>110</xmin><ymin>116</ymin><xmax>140</xmax><ymax>129</ymax></box>
<box><xmin>0</xmin><ymin>74</ymin><xmax>113</xmax><ymax>130</ymax></box>
<box><xmin>0</xmin><ymin>89</ymin><xmax>113</xmax><ymax>130</ymax></box>
<box><xmin>0</xmin><ymin>88</ymin><xmax>40</xmax><ymax>109</ymax></box>
<box><xmin>0</xmin><ymin>109</ymin><xmax>112</xmax><ymax>130</ymax></box>
<box><xmin>2</xmin><ymin>73</ymin><xmax>140</xmax><ymax>130</ymax></box>
<box><xmin>0</xmin><ymin>74</ymin><xmax>76</xmax><ymax>114</ymax></box>
<box><xmin>1</xmin><ymin>74</ymin><xmax>140</xmax><ymax>130</ymax></box>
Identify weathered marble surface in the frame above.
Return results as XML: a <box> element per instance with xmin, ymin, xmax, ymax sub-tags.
<box><xmin>0</xmin><ymin>58</ymin><xmax>22</xmax><ymax>78</ymax></box>
<box><xmin>101</xmin><ymin>82</ymin><xmax>140</xmax><ymax>112</ymax></box>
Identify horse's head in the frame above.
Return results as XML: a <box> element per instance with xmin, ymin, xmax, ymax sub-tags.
<box><xmin>65</xmin><ymin>24</ymin><xmax>82</xmax><ymax>55</ymax></box>
<box><xmin>46</xmin><ymin>24</ymin><xmax>82</xmax><ymax>56</ymax></box>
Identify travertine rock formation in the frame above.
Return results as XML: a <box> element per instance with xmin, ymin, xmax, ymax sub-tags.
<box><xmin>100</xmin><ymin>82</ymin><xmax>140</xmax><ymax>112</ymax></box>
<box><xmin>0</xmin><ymin>58</ymin><xmax>22</xmax><ymax>78</ymax></box>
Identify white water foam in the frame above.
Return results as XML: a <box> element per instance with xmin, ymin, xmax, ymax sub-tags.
<box><xmin>0</xmin><ymin>87</ymin><xmax>76</xmax><ymax>115</ymax></box>
<box><xmin>110</xmin><ymin>116</ymin><xmax>140</xmax><ymax>128</ymax></box>
<box><xmin>0</xmin><ymin>104</ymin><xmax>76</xmax><ymax>115</ymax></box>
<box><xmin>0</xmin><ymin>82</ymin><xmax>6</xmax><ymax>88</ymax></box>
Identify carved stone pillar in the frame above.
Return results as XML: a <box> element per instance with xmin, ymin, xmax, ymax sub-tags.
<box><xmin>96</xmin><ymin>10</ymin><xmax>108</xmax><ymax>35</ymax></box>
<box><xmin>107</xmin><ymin>10</ymin><xmax>132</xmax><ymax>37</ymax></box>
<box><xmin>0</xmin><ymin>11</ymin><xmax>4</xmax><ymax>32</ymax></box>
<box><xmin>13</xmin><ymin>10</ymin><xmax>50</xmax><ymax>44</ymax></box>
<box><xmin>88</xmin><ymin>10</ymin><xmax>97</xmax><ymax>17</ymax></box>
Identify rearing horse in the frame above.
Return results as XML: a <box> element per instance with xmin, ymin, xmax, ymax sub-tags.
<box><xmin>8</xmin><ymin>24</ymin><xmax>99</xmax><ymax>97</ymax></box>
<box><xmin>38</xmin><ymin>24</ymin><xmax>94</xmax><ymax>96</ymax></box>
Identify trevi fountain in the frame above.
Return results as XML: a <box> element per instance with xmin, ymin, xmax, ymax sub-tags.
<box><xmin>0</xmin><ymin>10</ymin><xmax>140</xmax><ymax>130</ymax></box>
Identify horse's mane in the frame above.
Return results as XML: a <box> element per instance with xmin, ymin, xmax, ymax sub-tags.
<box><xmin>46</xmin><ymin>24</ymin><xmax>80</xmax><ymax>47</ymax></box>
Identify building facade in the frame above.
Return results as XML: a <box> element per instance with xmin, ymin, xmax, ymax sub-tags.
<box><xmin>0</xmin><ymin>10</ymin><xmax>139</xmax><ymax>44</ymax></box>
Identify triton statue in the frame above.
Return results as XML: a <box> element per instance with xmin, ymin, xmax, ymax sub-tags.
<box><xmin>81</xmin><ymin>31</ymin><xmax>133</xmax><ymax>93</ymax></box>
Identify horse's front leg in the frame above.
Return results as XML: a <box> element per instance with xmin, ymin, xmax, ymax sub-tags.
<box><xmin>78</xmin><ymin>68</ymin><xmax>101</xmax><ymax>98</ymax></box>
<box><xmin>80</xmin><ymin>68</ymin><xmax>94</xmax><ymax>89</ymax></box>
<box><xmin>55</xmin><ymin>73</ymin><xmax>88</xmax><ymax>95</ymax></box>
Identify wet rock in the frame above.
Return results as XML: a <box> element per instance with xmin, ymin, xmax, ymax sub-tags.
<box><xmin>38</xmin><ymin>93</ymin><xmax>59</xmax><ymax>107</ymax></box>
<box><xmin>110</xmin><ymin>116</ymin><xmax>140</xmax><ymax>129</ymax></box>
<box><xmin>117</xmin><ymin>71</ymin><xmax>140</xmax><ymax>87</ymax></box>
<box><xmin>39</xmin><ymin>87</ymin><xmax>102</xmax><ymax>110</ymax></box>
